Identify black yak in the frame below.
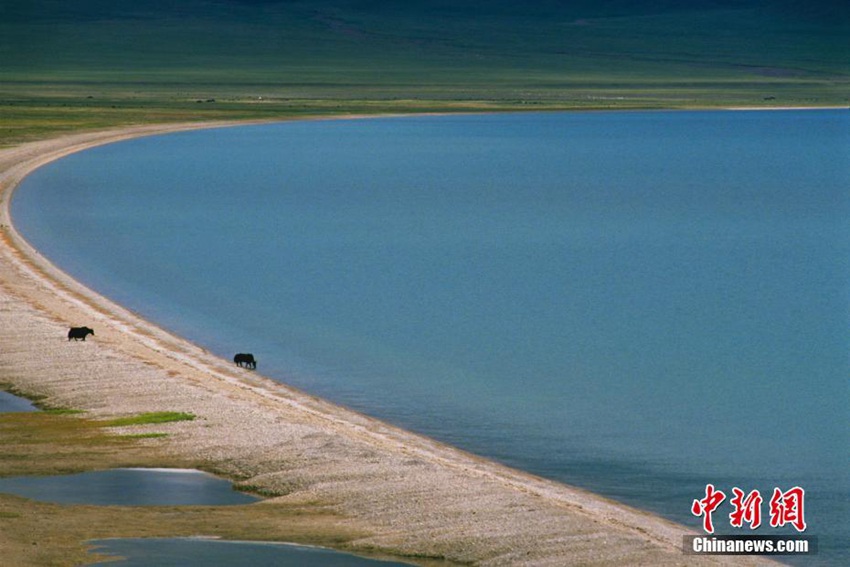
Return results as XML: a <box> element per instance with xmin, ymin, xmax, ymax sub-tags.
<box><xmin>68</xmin><ymin>327</ymin><xmax>94</xmax><ymax>341</ymax></box>
<box><xmin>233</xmin><ymin>353</ymin><xmax>256</xmax><ymax>369</ymax></box>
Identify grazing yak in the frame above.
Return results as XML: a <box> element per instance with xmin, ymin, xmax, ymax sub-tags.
<box><xmin>67</xmin><ymin>327</ymin><xmax>95</xmax><ymax>341</ymax></box>
<box><xmin>233</xmin><ymin>353</ymin><xmax>257</xmax><ymax>369</ymax></box>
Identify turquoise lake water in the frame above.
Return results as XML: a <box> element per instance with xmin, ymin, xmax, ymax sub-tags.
<box><xmin>12</xmin><ymin>111</ymin><xmax>849</xmax><ymax>564</ymax></box>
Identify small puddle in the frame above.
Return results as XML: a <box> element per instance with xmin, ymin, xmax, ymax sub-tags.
<box><xmin>0</xmin><ymin>468</ymin><xmax>258</xmax><ymax>506</ymax></box>
<box><xmin>90</xmin><ymin>538</ymin><xmax>416</xmax><ymax>566</ymax></box>
<box><xmin>0</xmin><ymin>390</ymin><xmax>38</xmax><ymax>412</ymax></box>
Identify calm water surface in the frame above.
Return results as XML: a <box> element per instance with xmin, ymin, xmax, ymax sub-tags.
<box><xmin>91</xmin><ymin>538</ymin><xmax>414</xmax><ymax>566</ymax></box>
<box><xmin>0</xmin><ymin>390</ymin><xmax>37</xmax><ymax>412</ymax></box>
<box><xmin>0</xmin><ymin>468</ymin><xmax>257</xmax><ymax>506</ymax></box>
<box><xmin>12</xmin><ymin>111</ymin><xmax>849</xmax><ymax>564</ymax></box>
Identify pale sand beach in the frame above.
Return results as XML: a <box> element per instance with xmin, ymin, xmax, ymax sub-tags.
<box><xmin>0</xmin><ymin>122</ymin><xmax>774</xmax><ymax>566</ymax></box>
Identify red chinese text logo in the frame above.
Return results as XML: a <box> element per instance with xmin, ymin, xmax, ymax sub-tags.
<box><xmin>729</xmin><ymin>487</ymin><xmax>763</xmax><ymax>529</ymax></box>
<box><xmin>769</xmin><ymin>486</ymin><xmax>807</xmax><ymax>532</ymax></box>
<box><xmin>691</xmin><ymin>484</ymin><xmax>726</xmax><ymax>534</ymax></box>
<box><xmin>692</xmin><ymin>485</ymin><xmax>806</xmax><ymax>533</ymax></box>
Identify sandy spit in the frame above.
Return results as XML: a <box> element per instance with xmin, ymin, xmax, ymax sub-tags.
<box><xmin>0</xmin><ymin>121</ymin><xmax>773</xmax><ymax>566</ymax></box>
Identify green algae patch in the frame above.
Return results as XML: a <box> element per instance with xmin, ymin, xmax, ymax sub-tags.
<box><xmin>106</xmin><ymin>412</ymin><xmax>196</xmax><ymax>427</ymax></box>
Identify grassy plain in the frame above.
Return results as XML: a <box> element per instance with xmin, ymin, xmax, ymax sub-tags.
<box><xmin>2</xmin><ymin>0</ymin><xmax>847</xmax><ymax>146</ymax></box>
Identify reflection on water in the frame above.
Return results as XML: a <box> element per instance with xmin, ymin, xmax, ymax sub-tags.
<box><xmin>0</xmin><ymin>468</ymin><xmax>258</xmax><ymax>506</ymax></box>
<box><xmin>0</xmin><ymin>390</ymin><xmax>37</xmax><ymax>413</ymax></box>
<box><xmin>91</xmin><ymin>538</ymin><xmax>416</xmax><ymax>567</ymax></box>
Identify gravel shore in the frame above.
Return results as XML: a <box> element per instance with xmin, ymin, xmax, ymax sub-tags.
<box><xmin>0</xmin><ymin>123</ymin><xmax>772</xmax><ymax>566</ymax></box>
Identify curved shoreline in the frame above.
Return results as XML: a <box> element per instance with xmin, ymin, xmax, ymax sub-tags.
<box><xmin>0</xmin><ymin>120</ymin><xmax>771</xmax><ymax>565</ymax></box>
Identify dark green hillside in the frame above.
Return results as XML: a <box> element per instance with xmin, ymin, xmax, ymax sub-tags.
<box><xmin>1</xmin><ymin>0</ymin><xmax>847</xmax><ymax>144</ymax></box>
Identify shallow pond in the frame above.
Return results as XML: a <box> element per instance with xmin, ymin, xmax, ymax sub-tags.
<box><xmin>0</xmin><ymin>390</ymin><xmax>37</xmax><ymax>412</ymax></box>
<box><xmin>0</xmin><ymin>468</ymin><xmax>257</xmax><ymax>506</ymax></box>
<box><xmin>90</xmin><ymin>538</ymin><xmax>415</xmax><ymax>567</ymax></box>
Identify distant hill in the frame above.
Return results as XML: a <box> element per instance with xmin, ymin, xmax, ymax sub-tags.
<box><xmin>3</xmin><ymin>0</ymin><xmax>847</xmax><ymax>85</ymax></box>
<box><xmin>0</xmin><ymin>0</ymin><xmax>847</xmax><ymax>128</ymax></box>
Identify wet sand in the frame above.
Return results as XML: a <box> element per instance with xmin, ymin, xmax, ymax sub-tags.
<box><xmin>0</xmin><ymin>121</ymin><xmax>772</xmax><ymax>566</ymax></box>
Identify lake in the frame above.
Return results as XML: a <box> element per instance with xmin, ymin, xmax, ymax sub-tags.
<box><xmin>12</xmin><ymin>110</ymin><xmax>849</xmax><ymax>565</ymax></box>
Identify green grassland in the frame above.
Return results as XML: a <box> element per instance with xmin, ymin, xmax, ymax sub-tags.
<box><xmin>106</xmin><ymin>411</ymin><xmax>196</xmax><ymax>426</ymax></box>
<box><xmin>1</xmin><ymin>0</ymin><xmax>848</xmax><ymax>145</ymax></box>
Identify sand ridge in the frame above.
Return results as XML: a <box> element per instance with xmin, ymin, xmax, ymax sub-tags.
<box><xmin>0</xmin><ymin>121</ymin><xmax>774</xmax><ymax>565</ymax></box>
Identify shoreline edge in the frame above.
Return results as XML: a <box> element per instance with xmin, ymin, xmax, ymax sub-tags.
<box><xmin>0</xmin><ymin>118</ymin><xmax>772</xmax><ymax>566</ymax></box>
